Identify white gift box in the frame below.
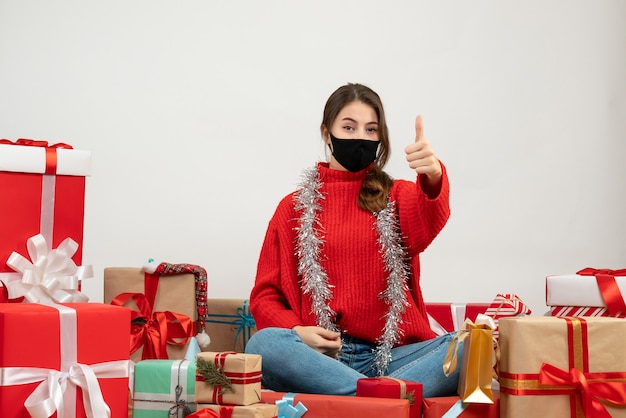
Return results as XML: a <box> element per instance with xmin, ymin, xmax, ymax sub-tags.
<box><xmin>546</xmin><ymin>272</ymin><xmax>626</xmax><ymax>308</ymax></box>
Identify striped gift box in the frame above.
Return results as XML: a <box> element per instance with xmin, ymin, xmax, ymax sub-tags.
<box><xmin>483</xmin><ymin>294</ymin><xmax>532</xmax><ymax>339</ymax></box>
<box><xmin>550</xmin><ymin>306</ymin><xmax>626</xmax><ymax>318</ymax></box>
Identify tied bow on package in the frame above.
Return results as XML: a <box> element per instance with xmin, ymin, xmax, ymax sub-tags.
<box><xmin>5</xmin><ymin>234</ymin><xmax>92</xmax><ymax>303</ymax></box>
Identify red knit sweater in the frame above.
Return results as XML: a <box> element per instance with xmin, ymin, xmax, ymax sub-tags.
<box><xmin>250</xmin><ymin>162</ymin><xmax>450</xmax><ymax>345</ymax></box>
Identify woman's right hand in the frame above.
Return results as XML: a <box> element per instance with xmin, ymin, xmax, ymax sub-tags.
<box><xmin>292</xmin><ymin>325</ymin><xmax>342</xmax><ymax>358</ymax></box>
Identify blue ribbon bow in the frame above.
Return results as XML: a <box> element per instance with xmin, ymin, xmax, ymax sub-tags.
<box><xmin>276</xmin><ymin>393</ymin><xmax>307</xmax><ymax>418</ymax></box>
<box><xmin>205</xmin><ymin>300</ymin><xmax>256</xmax><ymax>351</ymax></box>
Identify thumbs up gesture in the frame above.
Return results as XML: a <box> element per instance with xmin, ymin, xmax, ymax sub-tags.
<box><xmin>404</xmin><ymin>115</ymin><xmax>442</xmax><ymax>182</ymax></box>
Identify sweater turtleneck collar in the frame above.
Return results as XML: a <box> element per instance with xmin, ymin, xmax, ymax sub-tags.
<box><xmin>316</xmin><ymin>162</ymin><xmax>370</xmax><ymax>183</ymax></box>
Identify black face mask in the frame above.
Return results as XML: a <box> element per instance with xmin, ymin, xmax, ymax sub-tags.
<box><xmin>329</xmin><ymin>133</ymin><xmax>380</xmax><ymax>172</ymax></box>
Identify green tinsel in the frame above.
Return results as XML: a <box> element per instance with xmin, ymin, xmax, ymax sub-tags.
<box><xmin>196</xmin><ymin>357</ymin><xmax>233</xmax><ymax>393</ymax></box>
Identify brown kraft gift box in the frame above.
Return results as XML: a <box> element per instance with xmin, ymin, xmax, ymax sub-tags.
<box><xmin>195</xmin><ymin>351</ymin><xmax>262</xmax><ymax>406</ymax></box>
<box><xmin>498</xmin><ymin>316</ymin><xmax>626</xmax><ymax>417</ymax></box>
<box><xmin>203</xmin><ymin>298</ymin><xmax>257</xmax><ymax>353</ymax></box>
<box><xmin>104</xmin><ymin>267</ymin><xmax>197</xmax><ymax>362</ymax></box>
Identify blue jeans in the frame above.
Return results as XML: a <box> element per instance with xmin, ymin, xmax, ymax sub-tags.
<box><xmin>245</xmin><ymin>328</ymin><xmax>461</xmax><ymax>397</ymax></box>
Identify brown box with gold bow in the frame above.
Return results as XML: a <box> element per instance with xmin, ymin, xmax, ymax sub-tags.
<box><xmin>498</xmin><ymin>316</ymin><xmax>626</xmax><ymax>417</ymax></box>
<box><xmin>194</xmin><ymin>351</ymin><xmax>262</xmax><ymax>406</ymax></box>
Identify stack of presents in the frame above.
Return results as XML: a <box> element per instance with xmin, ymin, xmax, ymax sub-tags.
<box><xmin>1</xmin><ymin>138</ymin><xmax>625</xmax><ymax>417</ymax></box>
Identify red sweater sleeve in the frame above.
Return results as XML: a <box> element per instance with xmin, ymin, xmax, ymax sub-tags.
<box><xmin>249</xmin><ymin>195</ymin><xmax>304</xmax><ymax>330</ymax></box>
<box><xmin>394</xmin><ymin>162</ymin><xmax>450</xmax><ymax>259</ymax></box>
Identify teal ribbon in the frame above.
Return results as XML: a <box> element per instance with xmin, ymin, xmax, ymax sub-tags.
<box><xmin>276</xmin><ymin>393</ymin><xmax>307</xmax><ymax>418</ymax></box>
<box><xmin>204</xmin><ymin>300</ymin><xmax>256</xmax><ymax>351</ymax></box>
<box><xmin>441</xmin><ymin>399</ymin><xmax>467</xmax><ymax>418</ymax></box>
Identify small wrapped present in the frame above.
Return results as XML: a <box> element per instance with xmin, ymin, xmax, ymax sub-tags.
<box><xmin>444</xmin><ymin>315</ymin><xmax>497</xmax><ymax>404</ymax></box>
<box><xmin>546</xmin><ymin>268</ymin><xmax>626</xmax><ymax>316</ymax></box>
<box><xmin>483</xmin><ymin>293</ymin><xmax>531</xmax><ymax>339</ymax></box>
<box><xmin>104</xmin><ymin>262</ymin><xmax>208</xmax><ymax>362</ymax></box>
<box><xmin>194</xmin><ymin>352</ymin><xmax>262</xmax><ymax>406</ymax></box>
<box><xmin>422</xmin><ymin>393</ymin><xmax>500</xmax><ymax>418</ymax></box>
<box><xmin>204</xmin><ymin>299</ymin><xmax>257</xmax><ymax>352</ymax></box>
<box><xmin>499</xmin><ymin>316</ymin><xmax>626</xmax><ymax>417</ymax></box>
<box><xmin>133</xmin><ymin>359</ymin><xmax>197</xmax><ymax>418</ymax></box>
<box><xmin>261</xmin><ymin>391</ymin><xmax>410</xmax><ymax>418</ymax></box>
<box><xmin>0</xmin><ymin>139</ymin><xmax>91</xmax><ymax>284</ymax></box>
<box><xmin>195</xmin><ymin>403</ymin><xmax>277</xmax><ymax>418</ymax></box>
<box><xmin>356</xmin><ymin>377</ymin><xmax>422</xmax><ymax>418</ymax></box>
<box><xmin>0</xmin><ymin>303</ymin><xmax>131</xmax><ymax>417</ymax></box>
<box><xmin>425</xmin><ymin>303</ymin><xmax>490</xmax><ymax>336</ymax></box>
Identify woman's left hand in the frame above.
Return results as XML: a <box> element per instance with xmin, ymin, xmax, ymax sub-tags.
<box><xmin>404</xmin><ymin>115</ymin><xmax>442</xmax><ymax>184</ymax></box>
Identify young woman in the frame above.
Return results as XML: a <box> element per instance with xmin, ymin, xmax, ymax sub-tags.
<box><xmin>245</xmin><ymin>83</ymin><xmax>459</xmax><ymax>397</ymax></box>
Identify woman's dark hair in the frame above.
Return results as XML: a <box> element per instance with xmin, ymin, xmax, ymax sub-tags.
<box><xmin>321</xmin><ymin>83</ymin><xmax>394</xmax><ymax>213</ymax></box>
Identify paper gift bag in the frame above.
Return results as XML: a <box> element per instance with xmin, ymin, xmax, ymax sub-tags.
<box><xmin>194</xmin><ymin>352</ymin><xmax>262</xmax><ymax>406</ymax></box>
<box><xmin>356</xmin><ymin>377</ymin><xmax>422</xmax><ymax>418</ymax></box>
<box><xmin>195</xmin><ymin>403</ymin><xmax>277</xmax><ymax>418</ymax></box>
<box><xmin>444</xmin><ymin>315</ymin><xmax>496</xmax><ymax>404</ymax></box>
<box><xmin>499</xmin><ymin>316</ymin><xmax>626</xmax><ymax>417</ymax></box>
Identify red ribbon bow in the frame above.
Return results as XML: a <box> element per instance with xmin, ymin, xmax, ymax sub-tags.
<box><xmin>539</xmin><ymin>362</ymin><xmax>626</xmax><ymax>418</ymax></box>
<box><xmin>0</xmin><ymin>138</ymin><xmax>73</xmax><ymax>149</ymax></box>
<box><xmin>0</xmin><ymin>138</ymin><xmax>73</xmax><ymax>174</ymax></box>
<box><xmin>186</xmin><ymin>409</ymin><xmax>220</xmax><ymax>418</ymax></box>
<box><xmin>111</xmin><ymin>292</ymin><xmax>193</xmax><ymax>359</ymax></box>
<box><xmin>577</xmin><ymin>268</ymin><xmax>626</xmax><ymax>315</ymax></box>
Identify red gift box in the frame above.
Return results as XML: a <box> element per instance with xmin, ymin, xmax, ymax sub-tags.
<box><xmin>0</xmin><ymin>139</ymin><xmax>91</xmax><ymax>284</ymax></box>
<box><xmin>356</xmin><ymin>377</ymin><xmax>422</xmax><ymax>418</ymax></box>
<box><xmin>0</xmin><ymin>303</ymin><xmax>131</xmax><ymax>418</ymax></box>
<box><xmin>425</xmin><ymin>303</ymin><xmax>490</xmax><ymax>335</ymax></box>
<box><xmin>423</xmin><ymin>393</ymin><xmax>500</xmax><ymax>418</ymax></box>
<box><xmin>260</xmin><ymin>391</ymin><xmax>410</xmax><ymax>418</ymax></box>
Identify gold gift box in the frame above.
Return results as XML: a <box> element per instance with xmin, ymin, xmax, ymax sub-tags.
<box><xmin>196</xmin><ymin>403</ymin><xmax>277</xmax><ymax>418</ymax></box>
<box><xmin>498</xmin><ymin>316</ymin><xmax>626</xmax><ymax>417</ymax></box>
<box><xmin>194</xmin><ymin>352</ymin><xmax>262</xmax><ymax>406</ymax></box>
<box><xmin>104</xmin><ymin>267</ymin><xmax>197</xmax><ymax>362</ymax></box>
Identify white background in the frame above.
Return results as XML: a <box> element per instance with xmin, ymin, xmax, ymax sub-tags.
<box><xmin>1</xmin><ymin>1</ymin><xmax>625</xmax><ymax>316</ymax></box>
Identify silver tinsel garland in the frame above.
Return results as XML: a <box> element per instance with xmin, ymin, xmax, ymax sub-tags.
<box><xmin>294</xmin><ymin>167</ymin><xmax>338</xmax><ymax>331</ymax></box>
<box><xmin>294</xmin><ymin>166</ymin><xmax>409</xmax><ymax>374</ymax></box>
<box><xmin>372</xmin><ymin>201</ymin><xmax>411</xmax><ymax>374</ymax></box>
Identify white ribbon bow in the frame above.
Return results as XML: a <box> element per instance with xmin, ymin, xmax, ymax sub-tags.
<box><xmin>1</xmin><ymin>361</ymin><xmax>130</xmax><ymax>418</ymax></box>
<box><xmin>5</xmin><ymin>234</ymin><xmax>92</xmax><ymax>303</ymax></box>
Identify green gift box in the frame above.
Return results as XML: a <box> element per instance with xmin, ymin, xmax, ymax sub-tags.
<box><xmin>133</xmin><ymin>359</ymin><xmax>197</xmax><ymax>418</ymax></box>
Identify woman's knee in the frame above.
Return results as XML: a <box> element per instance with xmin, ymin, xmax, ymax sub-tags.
<box><xmin>245</xmin><ymin>327</ymin><xmax>297</xmax><ymax>356</ymax></box>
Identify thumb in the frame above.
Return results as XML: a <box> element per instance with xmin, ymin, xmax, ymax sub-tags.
<box><xmin>415</xmin><ymin>115</ymin><xmax>424</xmax><ymax>143</ymax></box>
<box><xmin>319</xmin><ymin>328</ymin><xmax>341</xmax><ymax>340</ymax></box>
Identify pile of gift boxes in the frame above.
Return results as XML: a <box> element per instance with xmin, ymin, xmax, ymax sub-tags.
<box><xmin>2</xmin><ymin>139</ymin><xmax>626</xmax><ymax>417</ymax></box>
